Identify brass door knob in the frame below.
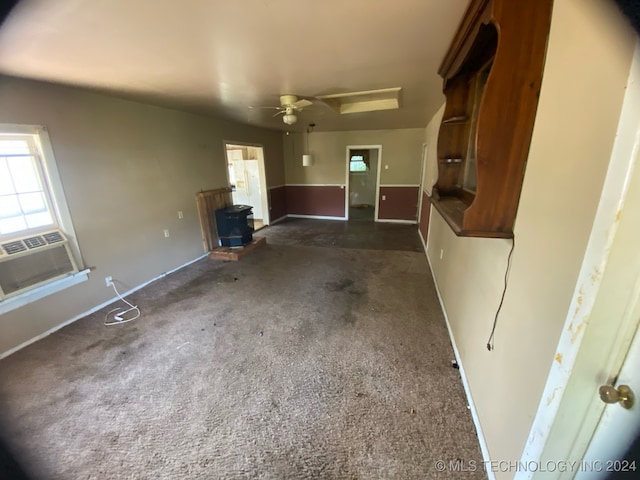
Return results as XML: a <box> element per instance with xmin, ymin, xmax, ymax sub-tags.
<box><xmin>598</xmin><ymin>384</ymin><xmax>634</xmax><ymax>409</ymax></box>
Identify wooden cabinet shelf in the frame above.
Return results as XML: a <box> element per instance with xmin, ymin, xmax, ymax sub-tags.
<box><xmin>430</xmin><ymin>0</ymin><xmax>552</xmax><ymax>238</ymax></box>
<box><xmin>441</xmin><ymin>116</ymin><xmax>469</xmax><ymax>125</ymax></box>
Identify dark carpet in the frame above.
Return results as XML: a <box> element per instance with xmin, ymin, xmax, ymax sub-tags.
<box><xmin>0</xmin><ymin>221</ymin><xmax>485</xmax><ymax>479</ymax></box>
<box><xmin>259</xmin><ymin>217</ymin><xmax>423</xmax><ymax>253</ymax></box>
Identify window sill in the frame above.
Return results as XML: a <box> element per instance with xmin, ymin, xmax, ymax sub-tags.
<box><xmin>0</xmin><ymin>269</ymin><xmax>90</xmax><ymax>315</ymax></box>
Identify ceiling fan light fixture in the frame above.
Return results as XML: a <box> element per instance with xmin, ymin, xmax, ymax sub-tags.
<box><xmin>283</xmin><ymin>113</ymin><xmax>297</xmax><ymax>125</ymax></box>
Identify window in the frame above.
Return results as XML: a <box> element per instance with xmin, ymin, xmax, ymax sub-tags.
<box><xmin>0</xmin><ymin>124</ymin><xmax>86</xmax><ymax>311</ymax></box>
<box><xmin>349</xmin><ymin>150</ymin><xmax>370</xmax><ymax>172</ymax></box>
<box><xmin>0</xmin><ymin>135</ymin><xmax>55</xmax><ymax>234</ymax></box>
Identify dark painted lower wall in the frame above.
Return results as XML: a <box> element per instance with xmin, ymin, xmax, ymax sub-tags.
<box><xmin>285</xmin><ymin>185</ymin><xmax>345</xmax><ymax>217</ymax></box>
<box><xmin>378</xmin><ymin>186</ymin><xmax>419</xmax><ymax>221</ymax></box>
<box><xmin>419</xmin><ymin>190</ymin><xmax>431</xmax><ymax>241</ymax></box>
<box><xmin>268</xmin><ymin>186</ymin><xmax>287</xmax><ymax>221</ymax></box>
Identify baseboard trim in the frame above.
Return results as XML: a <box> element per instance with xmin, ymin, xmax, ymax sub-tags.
<box><xmin>269</xmin><ymin>215</ymin><xmax>287</xmax><ymax>225</ymax></box>
<box><xmin>379</xmin><ymin>184</ymin><xmax>421</xmax><ymax>188</ymax></box>
<box><xmin>375</xmin><ymin>218</ymin><xmax>417</xmax><ymax>224</ymax></box>
<box><xmin>287</xmin><ymin>214</ymin><xmax>347</xmax><ymax>221</ymax></box>
<box><xmin>419</xmin><ymin>227</ymin><xmax>428</xmax><ymax>255</ymax></box>
<box><xmin>425</xmin><ymin>251</ymin><xmax>495</xmax><ymax>480</ymax></box>
<box><xmin>0</xmin><ymin>253</ymin><xmax>209</xmax><ymax>360</ymax></box>
<box><xmin>285</xmin><ymin>183</ymin><xmax>344</xmax><ymax>187</ymax></box>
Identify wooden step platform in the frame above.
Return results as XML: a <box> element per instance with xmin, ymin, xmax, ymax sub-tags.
<box><xmin>209</xmin><ymin>236</ymin><xmax>266</xmax><ymax>261</ymax></box>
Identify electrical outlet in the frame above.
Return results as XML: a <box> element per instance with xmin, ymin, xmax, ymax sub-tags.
<box><xmin>178</xmin><ymin>211</ymin><xmax>183</xmax><ymax>219</ymax></box>
<box><xmin>440</xmin><ymin>249</ymin><xmax>444</xmax><ymax>260</ymax></box>
<box><xmin>164</xmin><ymin>229</ymin><xmax>170</xmax><ymax>238</ymax></box>
<box><xmin>105</xmin><ymin>276</ymin><xmax>113</xmax><ymax>287</ymax></box>
<box><xmin>382</xmin><ymin>195</ymin><xmax>386</xmax><ymax>201</ymax></box>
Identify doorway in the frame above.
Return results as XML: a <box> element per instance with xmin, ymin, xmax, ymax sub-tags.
<box><xmin>224</xmin><ymin>143</ymin><xmax>269</xmax><ymax>230</ymax></box>
<box><xmin>346</xmin><ymin>145</ymin><xmax>381</xmax><ymax>222</ymax></box>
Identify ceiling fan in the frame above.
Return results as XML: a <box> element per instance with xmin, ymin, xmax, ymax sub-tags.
<box><xmin>249</xmin><ymin>94</ymin><xmax>314</xmax><ymax>125</ymax></box>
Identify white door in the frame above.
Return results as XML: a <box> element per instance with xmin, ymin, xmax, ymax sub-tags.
<box><xmin>525</xmin><ymin>42</ymin><xmax>640</xmax><ymax>480</ymax></box>
<box><xmin>572</xmin><ymin>43</ymin><xmax>640</xmax><ymax>477</ymax></box>
<box><xmin>574</xmin><ymin>131</ymin><xmax>640</xmax><ymax>477</ymax></box>
<box><xmin>577</xmin><ymin>323</ymin><xmax>640</xmax><ymax>478</ymax></box>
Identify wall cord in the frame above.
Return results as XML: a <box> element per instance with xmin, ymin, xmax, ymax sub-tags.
<box><xmin>104</xmin><ymin>281</ymin><xmax>140</xmax><ymax>326</ymax></box>
<box><xmin>486</xmin><ymin>236</ymin><xmax>516</xmax><ymax>351</ymax></box>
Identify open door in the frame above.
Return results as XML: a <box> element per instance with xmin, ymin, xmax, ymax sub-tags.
<box><xmin>569</xmin><ymin>144</ymin><xmax>640</xmax><ymax>477</ymax></box>
<box><xmin>577</xmin><ymin>323</ymin><xmax>640</xmax><ymax>478</ymax></box>
<box><xmin>225</xmin><ymin>143</ymin><xmax>269</xmax><ymax>230</ymax></box>
<box><xmin>522</xmin><ymin>42</ymin><xmax>640</xmax><ymax>480</ymax></box>
<box><xmin>345</xmin><ymin>145</ymin><xmax>381</xmax><ymax>222</ymax></box>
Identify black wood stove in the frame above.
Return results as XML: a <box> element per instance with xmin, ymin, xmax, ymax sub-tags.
<box><xmin>215</xmin><ymin>205</ymin><xmax>254</xmax><ymax>247</ymax></box>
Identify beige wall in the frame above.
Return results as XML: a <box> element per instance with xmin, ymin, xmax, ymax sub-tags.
<box><xmin>0</xmin><ymin>75</ymin><xmax>284</xmax><ymax>355</ymax></box>
<box><xmin>425</xmin><ymin>0</ymin><xmax>636</xmax><ymax>475</ymax></box>
<box><xmin>284</xmin><ymin>128</ymin><xmax>424</xmax><ymax>185</ymax></box>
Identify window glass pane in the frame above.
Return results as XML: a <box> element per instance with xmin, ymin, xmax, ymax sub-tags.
<box><xmin>25</xmin><ymin>211</ymin><xmax>53</xmax><ymax>229</ymax></box>
<box><xmin>0</xmin><ymin>194</ymin><xmax>21</xmax><ymax>217</ymax></box>
<box><xmin>0</xmin><ymin>139</ymin><xmax>30</xmax><ymax>155</ymax></box>
<box><xmin>351</xmin><ymin>155</ymin><xmax>364</xmax><ymax>161</ymax></box>
<box><xmin>0</xmin><ymin>133</ymin><xmax>59</xmax><ymax>238</ymax></box>
<box><xmin>0</xmin><ymin>216</ymin><xmax>27</xmax><ymax>234</ymax></box>
<box><xmin>0</xmin><ymin>159</ymin><xmax>14</xmax><ymax>195</ymax></box>
<box><xmin>8</xmin><ymin>156</ymin><xmax>41</xmax><ymax>193</ymax></box>
<box><xmin>18</xmin><ymin>192</ymin><xmax>47</xmax><ymax>214</ymax></box>
<box><xmin>350</xmin><ymin>161</ymin><xmax>367</xmax><ymax>172</ymax></box>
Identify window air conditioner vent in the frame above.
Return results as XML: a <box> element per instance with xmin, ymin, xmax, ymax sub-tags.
<box><xmin>43</xmin><ymin>231</ymin><xmax>64</xmax><ymax>244</ymax></box>
<box><xmin>0</xmin><ymin>229</ymin><xmax>78</xmax><ymax>300</ymax></box>
<box><xmin>2</xmin><ymin>241</ymin><xmax>27</xmax><ymax>255</ymax></box>
<box><xmin>24</xmin><ymin>236</ymin><xmax>47</xmax><ymax>249</ymax></box>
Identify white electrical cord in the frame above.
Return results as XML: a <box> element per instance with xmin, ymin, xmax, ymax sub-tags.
<box><xmin>104</xmin><ymin>281</ymin><xmax>141</xmax><ymax>326</ymax></box>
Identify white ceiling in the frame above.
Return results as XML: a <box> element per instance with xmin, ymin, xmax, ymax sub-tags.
<box><xmin>0</xmin><ymin>0</ymin><xmax>469</xmax><ymax>132</ymax></box>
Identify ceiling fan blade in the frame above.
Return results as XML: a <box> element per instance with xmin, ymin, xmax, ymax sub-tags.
<box><xmin>248</xmin><ymin>105</ymin><xmax>283</xmax><ymax>110</ymax></box>
<box><xmin>293</xmin><ymin>99</ymin><xmax>313</xmax><ymax>109</ymax></box>
<box><xmin>272</xmin><ymin>110</ymin><xmax>286</xmax><ymax>117</ymax></box>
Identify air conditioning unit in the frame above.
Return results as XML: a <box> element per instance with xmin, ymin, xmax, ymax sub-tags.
<box><xmin>0</xmin><ymin>229</ymin><xmax>79</xmax><ymax>301</ymax></box>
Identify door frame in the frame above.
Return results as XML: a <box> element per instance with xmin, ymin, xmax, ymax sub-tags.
<box><xmin>223</xmin><ymin>141</ymin><xmax>270</xmax><ymax>226</ymax></box>
<box><xmin>417</xmin><ymin>143</ymin><xmax>428</xmax><ymax>223</ymax></box>
<box><xmin>518</xmin><ymin>42</ymin><xmax>640</xmax><ymax>478</ymax></box>
<box><xmin>344</xmin><ymin>145</ymin><xmax>382</xmax><ymax>221</ymax></box>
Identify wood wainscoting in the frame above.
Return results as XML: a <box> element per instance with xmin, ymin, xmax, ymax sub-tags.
<box><xmin>268</xmin><ymin>186</ymin><xmax>287</xmax><ymax>222</ymax></box>
<box><xmin>285</xmin><ymin>185</ymin><xmax>345</xmax><ymax>218</ymax></box>
<box><xmin>378</xmin><ymin>186</ymin><xmax>420</xmax><ymax>222</ymax></box>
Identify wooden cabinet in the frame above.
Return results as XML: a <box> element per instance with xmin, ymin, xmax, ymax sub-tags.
<box><xmin>430</xmin><ymin>0</ymin><xmax>553</xmax><ymax>238</ymax></box>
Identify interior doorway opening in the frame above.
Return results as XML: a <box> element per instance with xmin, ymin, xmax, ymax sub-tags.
<box><xmin>346</xmin><ymin>146</ymin><xmax>381</xmax><ymax>222</ymax></box>
<box><xmin>224</xmin><ymin>143</ymin><xmax>269</xmax><ymax>230</ymax></box>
